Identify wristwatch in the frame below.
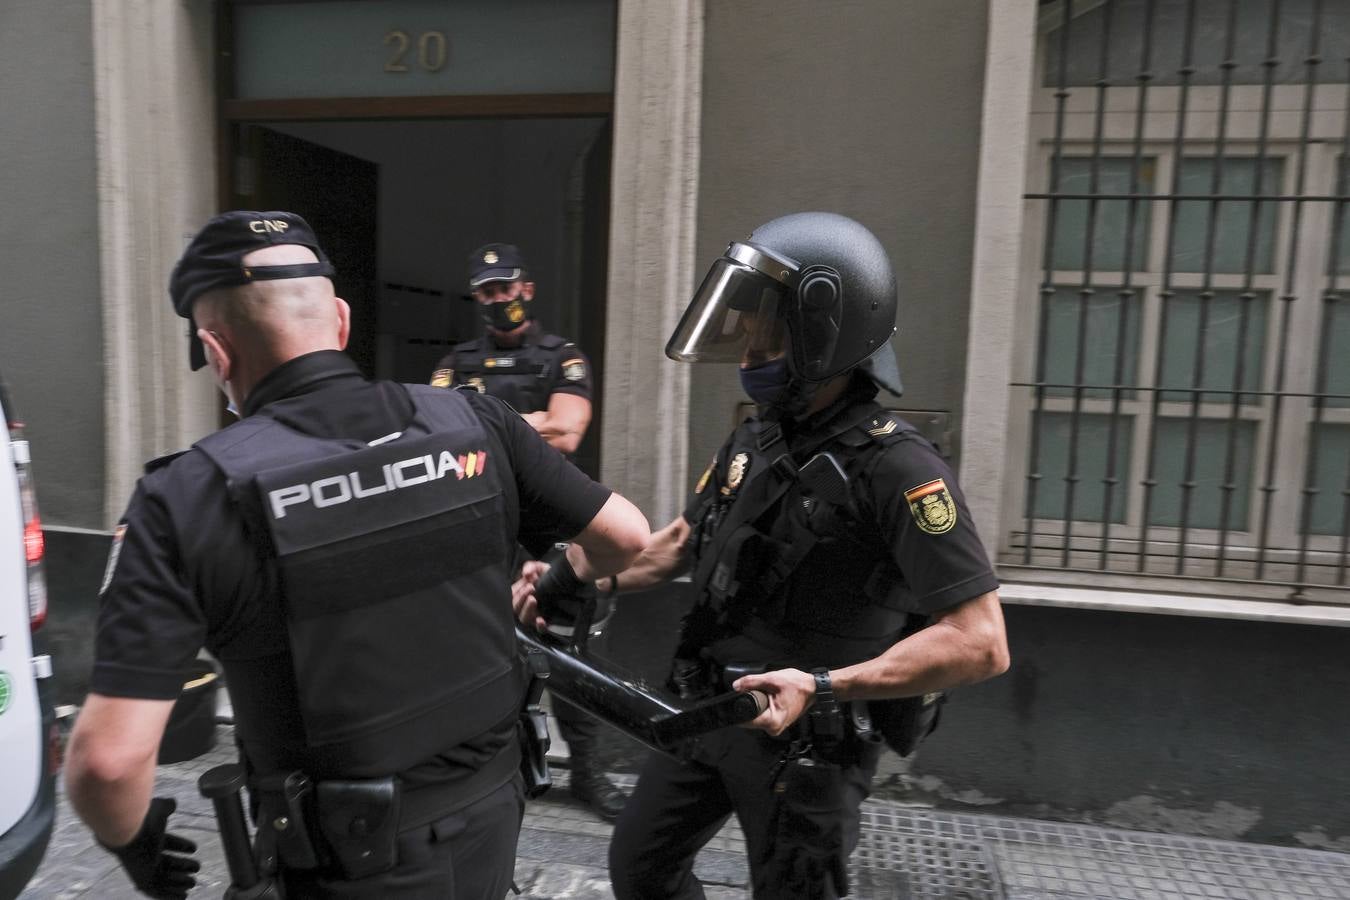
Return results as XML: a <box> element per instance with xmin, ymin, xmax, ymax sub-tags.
<box><xmin>808</xmin><ymin>667</ymin><xmax>844</xmax><ymax>743</ymax></box>
<box><xmin>811</xmin><ymin>667</ymin><xmax>836</xmax><ymax>706</ymax></box>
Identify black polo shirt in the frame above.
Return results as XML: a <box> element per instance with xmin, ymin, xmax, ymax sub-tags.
<box><xmin>92</xmin><ymin>350</ymin><xmax>610</xmax><ymax>782</ymax></box>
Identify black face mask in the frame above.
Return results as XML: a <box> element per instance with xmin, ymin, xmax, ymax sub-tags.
<box><xmin>481</xmin><ymin>297</ymin><xmax>530</xmax><ymax>331</ymax></box>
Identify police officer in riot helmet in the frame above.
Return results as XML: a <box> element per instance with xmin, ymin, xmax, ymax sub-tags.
<box><xmin>554</xmin><ymin>211</ymin><xmax>1009</xmax><ymax>898</ymax></box>
<box><xmin>430</xmin><ymin>243</ymin><xmax>627</xmax><ymax>821</ymax></box>
<box><xmin>64</xmin><ymin>211</ymin><xmax>650</xmax><ymax>899</ymax></box>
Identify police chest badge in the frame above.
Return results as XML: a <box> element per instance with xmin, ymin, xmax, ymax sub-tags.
<box><xmin>722</xmin><ymin>452</ymin><xmax>750</xmax><ymax>496</ymax></box>
<box><xmin>430</xmin><ymin>368</ymin><xmax>454</xmax><ymax>388</ymax></box>
<box><xmin>562</xmin><ymin>357</ymin><xmax>586</xmax><ymax>382</ymax></box>
<box><xmin>904</xmin><ymin>478</ymin><xmax>957</xmax><ymax>535</ymax></box>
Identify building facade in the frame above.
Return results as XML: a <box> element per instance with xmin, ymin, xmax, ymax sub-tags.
<box><xmin>1</xmin><ymin>0</ymin><xmax>1346</xmax><ymax>850</ymax></box>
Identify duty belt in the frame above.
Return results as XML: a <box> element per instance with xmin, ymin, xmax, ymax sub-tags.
<box><xmin>243</xmin><ymin>744</ymin><xmax>520</xmax><ymax>880</ymax></box>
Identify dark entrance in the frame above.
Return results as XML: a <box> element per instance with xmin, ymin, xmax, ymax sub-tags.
<box><xmin>223</xmin><ymin>115</ymin><xmax>613</xmax><ymax>477</ymax></box>
<box><xmin>244</xmin><ymin>128</ymin><xmax>380</xmax><ymax>375</ymax></box>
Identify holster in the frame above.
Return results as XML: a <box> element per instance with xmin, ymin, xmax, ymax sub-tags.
<box><xmin>314</xmin><ymin>778</ymin><xmax>401</xmax><ymax>880</ymax></box>
<box><xmin>254</xmin><ymin>771</ymin><xmax>325</xmax><ymax>873</ymax></box>
<box><xmin>869</xmin><ymin>691</ymin><xmax>945</xmax><ymax>757</ymax></box>
<box><xmin>518</xmin><ymin>647</ymin><xmax>553</xmax><ymax>798</ymax></box>
<box><xmin>759</xmin><ymin>757</ymin><xmax>849</xmax><ymax>899</ymax></box>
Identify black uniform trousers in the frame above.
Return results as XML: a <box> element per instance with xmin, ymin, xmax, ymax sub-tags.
<box><xmin>281</xmin><ymin>776</ymin><xmax>524</xmax><ymax>899</ymax></box>
<box><xmin>609</xmin><ymin>727</ymin><xmax>880</xmax><ymax>900</ymax></box>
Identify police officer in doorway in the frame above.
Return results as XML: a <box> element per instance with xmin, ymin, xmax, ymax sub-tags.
<box><xmin>65</xmin><ymin>211</ymin><xmax>650</xmax><ymax>899</ymax></box>
<box><xmin>583</xmin><ymin>212</ymin><xmax>1009</xmax><ymax>898</ymax></box>
<box><xmin>430</xmin><ymin>243</ymin><xmax>592</xmax><ymax>457</ymax></box>
<box><xmin>430</xmin><ymin>243</ymin><xmax>627</xmax><ymax>822</ymax></box>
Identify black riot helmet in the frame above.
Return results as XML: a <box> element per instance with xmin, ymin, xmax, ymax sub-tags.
<box><xmin>666</xmin><ymin>212</ymin><xmax>900</xmax><ymax>401</ymax></box>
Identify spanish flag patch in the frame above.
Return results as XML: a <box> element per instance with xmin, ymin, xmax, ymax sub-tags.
<box><xmin>904</xmin><ymin>478</ymin><xmax>957</xmax><ymax>535</ymax></box>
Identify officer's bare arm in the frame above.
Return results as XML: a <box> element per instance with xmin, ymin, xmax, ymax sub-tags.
<box><xmin>599</xmin><ymin>515</ymin><xmax>692</xmax><ymax>594</ymax></box>
<box><xmin>733</xmin><ymin>590</ymin><xmax>1009</xmax><ymax>736</ymax></box>
<box><xmin>521</xmin><ymin>393</ymin><xmax>592</xmax><ymax>455</ymax></box>
<box><xmin>67</xmin><ymin>694</ymin><xmax>176</xmax><ymax>846</ymax></box>
<box><xmin>564</xmin><ymin>491</ymin><xmax>651</xmax><ymax>580</ymax></box>
<box><xmin>832</xmin><ymin>589</ymin><xmax>1009</xmax><ymax>700</ymax></box>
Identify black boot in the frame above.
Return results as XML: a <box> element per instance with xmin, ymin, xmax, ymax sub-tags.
<box><xmin>556</xmin><ymin>698</ymin><xmax>627</xmax><ymax>822</ymax></box>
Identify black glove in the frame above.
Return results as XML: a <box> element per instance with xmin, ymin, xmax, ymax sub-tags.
<box><xmin>534</xmin><ymin>545</ymin><xmax>590</xmax><ymax>625</ymax></box>
<box><xmin>103</xmin><ymin>797</ymin><xmax>200</xmax><ymax>900</ymax></box>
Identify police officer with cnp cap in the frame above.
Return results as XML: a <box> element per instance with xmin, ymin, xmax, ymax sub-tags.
<box><xmin>582</xmin><ymin>212</ymin><xmax>1010</xmax><ymax>898</ymax></box>
<box><xmin>64</xmin><ymin>210</ymin><xmax>650</xmax><ymax>899</ymax></box>
<box><xmin>431</xmin><ymin>243</ymin><xmax>594</xmax><ymax>456</ymax></box>
<box><xmin>430</xmin><ymin>243</ymin><xmax>627</xmax><ymax>822</ymax></box>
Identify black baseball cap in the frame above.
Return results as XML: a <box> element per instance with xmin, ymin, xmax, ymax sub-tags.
<box><xmin>467</xmin><ymin>243</ymin><xmax>528</xmax><ymax>289</ymax></box>
<box><xmin>169</xmin><ymin>210</ymin><xmax>335</xmax><ymax>370</ymax></box>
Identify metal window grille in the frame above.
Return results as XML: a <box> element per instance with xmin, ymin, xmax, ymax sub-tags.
<box><xmin>1009</xmin><ymin>0</ymin><xmax>1350</xmax><ymax>603</ymax></box>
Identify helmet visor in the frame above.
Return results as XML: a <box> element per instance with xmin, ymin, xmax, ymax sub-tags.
<box><xmin>665</xmin><ymin>248</ymin><xmax>795</xmax><ymax>365</ymax></box>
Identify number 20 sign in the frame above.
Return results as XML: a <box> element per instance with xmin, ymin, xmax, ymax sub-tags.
<box><xmin>384</xmin><ymin>30</ymin><xmax>448</xmax><ymax>73</ymax></box>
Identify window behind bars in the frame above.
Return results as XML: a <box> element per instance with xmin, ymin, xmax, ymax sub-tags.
<box><xmin>1010</xmin><ymin>0</ymin><xmax>1350</xmax><ymax>603</ymax></box>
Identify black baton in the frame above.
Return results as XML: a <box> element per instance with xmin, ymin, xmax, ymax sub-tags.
<box><xmin>515</xmin><ymin>625</ymin><xmax>768</xmax><ymax>754</ymax></box>
<box><xmin>198</xmin><ymin>764</ymin><xmax>285</xmax><ymax>899</ymax></box>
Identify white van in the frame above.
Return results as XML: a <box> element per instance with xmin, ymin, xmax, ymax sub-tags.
<box><xmin>0</xmin><ymin>376</ymin><xmax>57</xmax><ymax>899</ymax></box>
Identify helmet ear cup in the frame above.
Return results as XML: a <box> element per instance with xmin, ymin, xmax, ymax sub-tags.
<box><xmin>798</xmin><ymin>265</ymin><xmax>841</xmax><ymax>310</ymax></box>
<box><xmin>792</xmin><ymin>265</ymin><xmax>844</xmax><ymax>380</ymax></box>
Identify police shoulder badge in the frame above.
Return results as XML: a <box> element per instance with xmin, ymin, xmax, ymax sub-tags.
<box><xmin>722</xmin><ymin>452</ymin><xmax>750</xmax><ymax>495</ymax></box>
<box><xmin>904</xmin><ymin>478</ymin><xmax>957</xmax><ymax>535</ymax></box>
<box><xmin>562</xmin><ymin>357</ymin><xmax>586</xmax><ymax>382</ymax></box>
<box><xmin>430</xmin><ymin>368</ymin><xmax>454</xmax><ymax>388</ymax></box>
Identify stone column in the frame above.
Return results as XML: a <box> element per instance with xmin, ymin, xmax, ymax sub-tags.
<box><xmin>600</xmin><ymin>0</ymin><xmax>704</xmax><ymax>525</ymax></box>
<box><xmin>959</xmin><ymin>0</ymin><xmax>1038</xmax><ymax>546</ymax></box>
<box><xmin>93</xmin><ymin>0</ymin><xmax>219</xmax><ymax>524</ymax></box>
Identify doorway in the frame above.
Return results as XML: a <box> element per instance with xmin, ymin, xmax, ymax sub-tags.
<box><xmin>228</xmin><ymin>116</ymin><xmax>612</xmax><ymax>476</ymax></box>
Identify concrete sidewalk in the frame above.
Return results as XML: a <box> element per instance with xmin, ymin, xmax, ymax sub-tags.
<box><xmin>23</xmin><ymin>727</ymin><xmax>1350</xmax><ymax>899</ymax></box>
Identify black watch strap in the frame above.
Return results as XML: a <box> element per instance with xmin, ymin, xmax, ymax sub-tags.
<box><xmin>811</xmin><ymin>667</ymin><xmax>835</xmax><ymax>703</ymax></box>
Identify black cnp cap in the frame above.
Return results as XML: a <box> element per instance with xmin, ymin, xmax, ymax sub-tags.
<box><xmin>169</xmin><ymin>210</ymin><xmax>335</xmax><ymax>370</ymax></box>
<box><xmin>467</xmin><ymin>243</ymin><xmax>528</xmax><ymax>289</ymax></box>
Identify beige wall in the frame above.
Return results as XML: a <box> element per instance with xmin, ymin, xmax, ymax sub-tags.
<box><xmin>688</xmin><ymin>0</ymin><xmax>992</xmax><ymax>485</ymax></box>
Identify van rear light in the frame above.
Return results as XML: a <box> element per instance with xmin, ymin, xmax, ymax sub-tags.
<box><xmin>24</xmin><ymin>516</ymin><xmax>43</xmax><ymax>563</ymax></box>
<box><xmin>9</xmin><ymin>428</ymin><xmax>48</xmax><ymax>631</ymax></box>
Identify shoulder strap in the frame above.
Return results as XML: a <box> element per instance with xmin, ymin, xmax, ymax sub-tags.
<box><xmin>144</xmin><ymin>449</ymin><xmax>188</xmax><ymax>474</ymax></box>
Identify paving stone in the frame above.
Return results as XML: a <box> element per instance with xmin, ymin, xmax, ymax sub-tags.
<box><xmin>21</xmin><ymin>725</ymin><xmax>1350</xmax><ymax>899</ymax></box>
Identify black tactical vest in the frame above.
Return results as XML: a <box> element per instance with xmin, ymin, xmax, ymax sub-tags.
<box><xmin>452</xmin><ymin>333</ymin><xmax>566</xmax><ymax>414</ymax></box>
<box><xmin>194</xmin><ymin>385</ymin><xmax>518</xmax><ymax>777</ymax></box>
<box><xmin>686</xmin><ymin>399</ymin><xmax>918</xmax><ymax>669</ymax></box>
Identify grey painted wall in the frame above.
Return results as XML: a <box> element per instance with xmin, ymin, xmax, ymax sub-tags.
<box><xmin>688</xmin><ymin>0</ymin><xmax>990</xmax><ymax>483</ymax></box>
<box><xmin>0</xmin><ymin>0</ymin><xmax>105</xmax><ymax>528</ymax></box>
<box><xmin>913</xmin><ymin>605</ymin><xmax>1350</xmax><ymax>849</ymax></box>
